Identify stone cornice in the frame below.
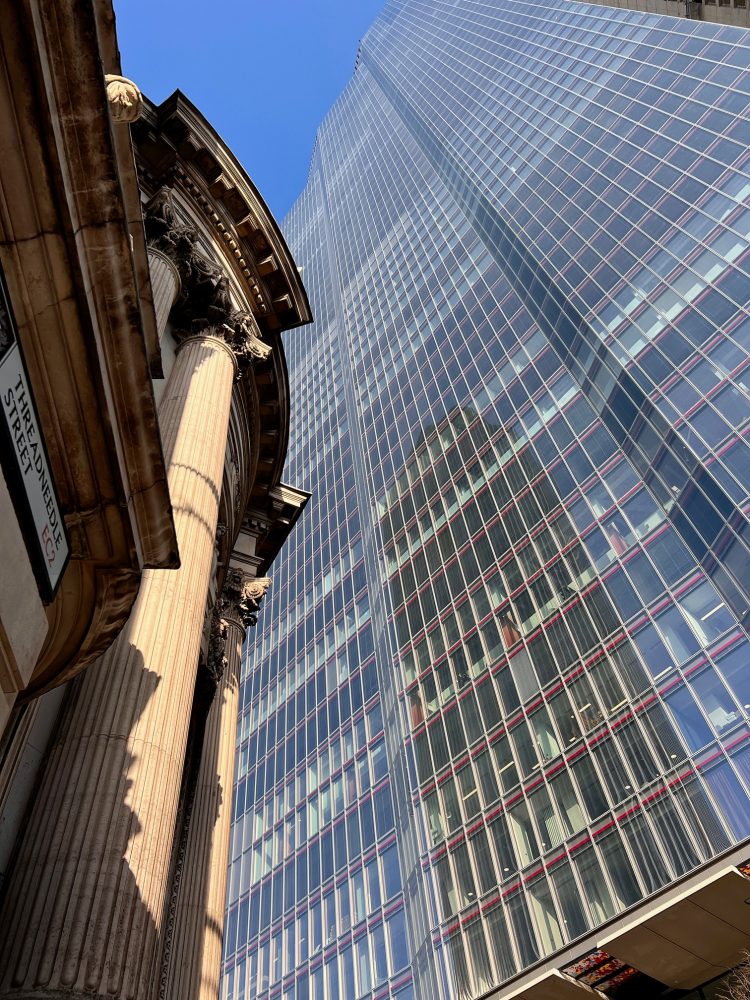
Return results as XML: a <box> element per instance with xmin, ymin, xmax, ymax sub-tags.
<box><xmin>133</xmin><ymin>92</ymin><xmax>312</xmax><ymax>338</ymax></box>
<box><xmin>240</xmin><ymin>483</ymin><xmax>310</xmax><ymax>578</ymax></box>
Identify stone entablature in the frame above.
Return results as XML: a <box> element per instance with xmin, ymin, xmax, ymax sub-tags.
<box><xmin>0</xmin><ymin>0</ymin><xmax>179</xmax><ymax>708</ymax></box>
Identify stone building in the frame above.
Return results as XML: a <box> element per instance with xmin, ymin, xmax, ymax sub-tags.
<box><xmin>0</xmin><ymin>4</ymin><xmax>310</xmax><ymax>1000</ymax></box>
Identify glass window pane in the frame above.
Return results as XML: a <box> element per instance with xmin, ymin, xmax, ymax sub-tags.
<box><xmin>471</xmin><ymin>827</ymin><xmax>497</xmax><ymax>896</ymax></box>
<box><xmin>574</xmin><ymin>846</ymin><xmax>616</xmax><ymax>924</ymax></box>
<box><xmin>453</xmin><ymin>842</ymin><xmax>478</xmax><ymax>907</ymax></box>
<box><xmin>665</xmin><ymin>685</ymin><xmax>713</xmax><ymax>752</ymax></box>
<box><xmin>640</xmin><ymin>701</ymin><xmax>687</xmax><ymax>769</ymax></box>
<box><xmin>530</xmin><ymin>706</ymin><xmax>561</xmax><ymax>763</ymax></box>
<box><xmin>550</xmin><ymin>860</ymin><xmax>589</xmax><ymax>939</ymax></box>
<box><xmin>528</xmin><ymin>878</ymin><xmax>564</xmax><ymax>955</ymax></box>
<box><xmin>372</xmin><ymin>923</ymin><xmax>388</xmax><ymax>986</ymax></box>
<box><xmin>466</xmin><ymin>919</ymin><xmax>494</xmax><ymax>994</ymax></box>
<box><xmin>474</xmin><ymin>748</ymin><xmax>500</xmax><ymax>806</ymax></box>
<box><xmin>549</xmin><ymin>689</ymin><xmax>582</xmax><ymax>746</ymax></box>
<box><xmin>458</xmin><ymin>764</ymin><xmax>481</xmax><ymax>820</ymax></box>
<box><xmin>568</xmin><ymin>674</ymin><xmax>603</xmax><ymax>733</ymax></box>
<box><xmin>352</xmin><ymin>871</ymin><xmax>366</xmax><ymax>925</ymax></box>
<box><xmin>508</xmin><ymin>892</ymin><xmax>539</xmax><ymax>967</ymax></box>
<box><xmin>674</xmin><ymin>777</ymin><xmax>731</xmax><ymax>858</ymax></box>
<box><xmin>680</xmin><ymin>581</ymin><xmax>735</xmax><ymax>643</ymax></box>
<box><xmin>512</xmin><ymin>722</ymin><xmax>540</xmax><ymax>777</ymax></box>
<box><xmin>486</xmin><ymin>905</ymin><xmax>517</xmax><ymax>982</ymax></box>
<box><xmin>340</xmin><ymin>945</ymin><xmax>355</xmax><ymax>998</ymax></box>
<box><xmin>611</xmin><ymin>641</ymin><xmax>649</xmax><ymax>696</ymax></box>
<box><xmin>593</xmin><ymin>736</ymin><xmax>633</xmax><ymax>802</ymax></box>
<box><xmin>617</xmin><ymin>721</ymin><xmax>659</xmax><ymax>787</ymax></box>
<box><xmin>489</xmin><ymin>813</ymin><xmax>518</xmax><ymax>880</ymax></box>
<box><xmin>447</xmin><ymin>932</ymin><xmax>472</xmax><ymax>1000</ymax></box>
<box><xmin>435</xmin><ymin>855</ymin><xmax>456</xmax><ymax>920</ymax></box>
<box><xmin>529</xmin><ymin>784</ymin><xmax>563</xmax><ymax>852</ymax></box>
<box><xmin>425</xmin><ymin>790</ymin><xmax>445</xmax><ymax>846</ymax></box>
<box><xmin>356</xmin><ymin>937</ymin><xmax>370</xmax><ymax>997</ymax></box>
<box><xmin>703</xmin><ymin>759</ymin><xmax>750</xmax><ymax>841</ymax></box>
<box><xmin>551</xmin><ymin>769</ymin><xmax>586</xmax><ymax>836</ymax></box>
<box><xmin>648</xmin><ymin>796</ymin><xmax>701</xmax><ymax>876</ymax></box>
<box><xmin>509</xmin><ymin>800</ymin><xmax>540</xmax><ymax>868</ymax></box>
<box><xmin>598</xmin><ymin>830</ymin><xmax>642</xmax><ymax>908</ymax></box>
<box><xmin>620</xmin><ymin>814</ymin><xmax>670</xmax><ymax>895</ymax></box>
<box><xmin>656</xmin><ymin>605</ymin><xmax>700</xmax><ymax>663</ymax></box>
<box><xmin>715</xmin><ymin>642</ymin><xmax>750</xmax><ymax>710</ymax></box>
<box><xmin>634</xmin><ymin>623</ymin><xmax>674</xmax><ymax>678</ymax></box>
<box><xmin>387</xmin><ymin>908</ymin><xmax>409</xmax><ymax>975</ymax></box>
<box><xmin>442</xmin><ymin>776</ymin><xmax>463</xmax><ymax>833</ymax></box>
<box><xmin>690</xmin><ymin>666</ymin><xmax>741</xmax><ymax>735</ymax></box>
<box><xmin>572</xmin><ymin>755</ymin><xmax>608</xmax><ymax>820</ymax></box>
<box><xmin>382</xmin><ymin>843</ymin><xmax>401</xmax><ymax>899</ymax></box>
<box><xmin>589</xmin><ymin>657</ymin><xmax>627</xmax><ymax>714</ymax></box>
<box><xmin>493</xmin><ymin>734</ymin><xmax>519</xmax><ymax>791</ymax></box>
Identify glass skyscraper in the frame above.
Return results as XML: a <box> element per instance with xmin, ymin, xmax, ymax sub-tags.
<box><xmin>222</xmin><ymin>3</ymin><xmax>750</xmax><ymax>999</ymax></box>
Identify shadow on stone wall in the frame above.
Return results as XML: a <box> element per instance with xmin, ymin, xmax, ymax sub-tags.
<box><xmin>0</xmin><ymin>651</ymin><xmax>163</xmax><ymax>1000</ymax></box>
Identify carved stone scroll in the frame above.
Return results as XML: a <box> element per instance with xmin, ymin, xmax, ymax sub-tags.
<box><xmin>217</xmin><ymin>569</ymin><xmax>271</xmax><ymax>630</ymax></box>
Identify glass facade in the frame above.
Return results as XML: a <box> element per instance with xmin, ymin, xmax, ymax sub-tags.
<box><xmin>222</xmin><ymin>3</ymin><xmax>750</xmax><ymax>999</ymax></box>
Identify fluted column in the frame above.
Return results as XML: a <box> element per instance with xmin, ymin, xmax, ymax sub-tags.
<box><xmin>0</xmin><ymin>331</ymin><xmax>238</xmax><ymax>1000</ymax></box>
<box><xmin>148</xmin><ymin>248</ymin><xmax>181</xmax><ymax>340</ymax></box>
<box><xmin>162</xmin><ymin>572</ymin><xmax>271</xmax><ymax>1000</ymax></box>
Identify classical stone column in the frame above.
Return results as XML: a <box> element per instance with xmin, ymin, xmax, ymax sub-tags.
<box><xmin>161</xmin><ymin>572</ymin><xmax>271</xmax><ymax>1000</ymax></box>
<box><xmin>0</xmin><ymin>330</ymin><xmax>239</xmax><ymax>1000</ymax></box>
<box><xmin>148</xmin><ymin>248</ymin><xmax>181</xmax><ymax>339</ymax></box>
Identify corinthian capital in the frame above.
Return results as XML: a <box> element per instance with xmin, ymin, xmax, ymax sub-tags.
<box><xmin>144</xmin><ymin>188</ymin><xmax>191</xmax><ymax>254</ymax></box>
<box><xmin>218</xmin><ymin>570</ymin><xmax>272</xmax><ymax>629</ymax></box>
<box><xmin>222</xmin><ymin>311</ymin><xmax>272</xmax><ymax>367</ymax></box>
<box><xmin>143</xmin><ymin>193</ymin><xmax>270</xmax><ymax>366</ymax></box>
<box><xmin>144</xmin><ymin>189</ymin><xmax>232</xmax><ymax>330</ymax></box>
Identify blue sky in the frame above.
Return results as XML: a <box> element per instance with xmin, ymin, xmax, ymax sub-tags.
<box><xmin>114</xmin><ymin>0</ymin><xmax>385</xmax><ymax>220</ymax></box>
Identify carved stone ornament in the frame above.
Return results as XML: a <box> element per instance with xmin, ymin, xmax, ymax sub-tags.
<box><xmin>246</xmin><ymin>577</ymin><xmax>272</xmax><ymax>602</ymax></box>
<box><xmin>104</xmin><ymin>74</ymin><xmax>144</xmax><ymax>123</ymax></box>
<box><xmin>222</xmin><ymin>311</ymin><xmax>272</xmax><ymax>366</ymax></box>
<box><xmin>229</xmin><ymin>460</ymin><xmax>241</xmax><ymax>515</ymax></box>
<box><xmin>214</xmin><ymin>520</ymin><xmax>227</xmax><ymax>564</ymax></box>
<box><xmin>206</xmin><ymin>611</ymin><xmax>228</xmax><ymax>685</ymax></box>
<box><xmin>144</xmin><ymin>189</ymin><xmax>190</xmax><ymax>254</ymax></box>
<box><xmin>143</xmin><ymin>189</ymin><xmax>272</xmax><ymax>368</ymax></box>
<box><xmin>218</xmin><ymin>569</ymin><xmax>271</xmax><ymax>630</ymax></box>
<box><xmin>144</xmin><ymin>189</ymin><xmax>232</xmax><ymax>329</ymax></box>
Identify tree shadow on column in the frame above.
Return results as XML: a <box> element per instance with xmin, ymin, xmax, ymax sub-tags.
<box><xmin>159</xmin><ymin>661</ymin><xmax>237</xmax><ymax>1000</ymax></box>
<box><xmin>0</xmin><ymin>649</ymin><xmax>166</xmax><ymax>1000</ymax></box>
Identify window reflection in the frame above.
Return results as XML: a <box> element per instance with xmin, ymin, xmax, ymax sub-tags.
<box><xmin>665</xmin><ymin>686</ymin><xmax>713</xmax><ymax>752</ymax></box>
<box><xmin>690</xmin><ymin>666</ymin><xmax>741</xmax><ymax>735</ymax></box>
